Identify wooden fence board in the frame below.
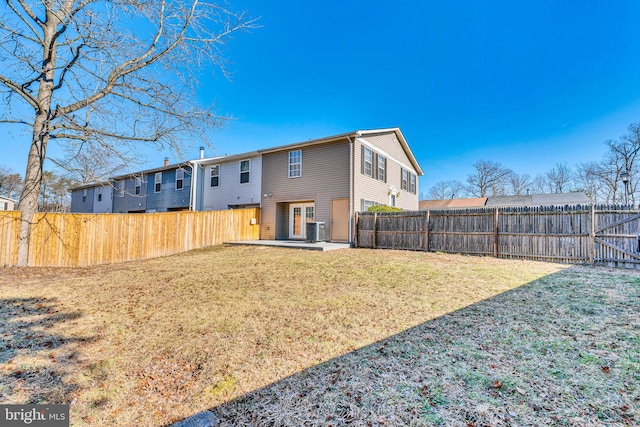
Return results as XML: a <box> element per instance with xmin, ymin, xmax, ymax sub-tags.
<box><xmin>0</xmin><ymin>211</ymin><xmax>20</xmax><ymax>267</ymax></box>
<box><xmin>355</xmin><ymin>205</ymin><xmax>640</xmax><ymax>269</ymax></box>
<box><xmin>0</xmin><ymin>208</ymin><xmax>260</xmax><ymax>268</ymax></box>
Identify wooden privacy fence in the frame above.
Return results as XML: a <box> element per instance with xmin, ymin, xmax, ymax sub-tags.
<box><xmin>0</xmin><ymin>208</ymin><xmax>260</xmax><ymax>268</ymax></box>
<box><xmin>355</xmin><ymin>205</ymin><xmax>640</xmax><ymax>268</ymax></box>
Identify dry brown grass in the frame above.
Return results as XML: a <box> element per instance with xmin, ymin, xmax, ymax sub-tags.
<box><xmin>0</xmin><ymin>245</ymin><xmax>638</xmax><ymax>426</ymax></box>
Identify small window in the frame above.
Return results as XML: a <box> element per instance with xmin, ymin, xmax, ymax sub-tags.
<box><xmin>135</xmin><ymin>177</ymin><xmax>142</xmax><ymax>195</ymax></box>
<box><xmin>240</xmin><ymin>160</ymin><xmax>250</xmax><ymax>184</ymax></box>
<box><xmin>82</xmin><ymin>189</ymin><xmax>87</xmax><ymax>202</ymax></box>
<box><xmin>210</xmin><ymin>165</ymin><xmax>220</xmax><ymax>187</ymax></box>
<box><xmin>119</xmin><ymin>180</ymin><xmax>125</xmax><ymax>197</ymax></box>
<box><xmin>155</xmin><ymin>172</ymin><xmax>162</xmax><ymax>193</ymax></box>
<box><xmin>377</xmin><ymin>155</ymin><xmax>386</xmax><ymax>182</ymax></box>
<box><xmin>401</xmin><ymin>169</ymin><xmax>408</xmax><ymax>191</ymax></box>
<box><xmin>361</xmin><ymin>199</ymin><xmax>382</xmax><ymax>211</ymax></box>
<box><xmin>289</xmin><ymin>150</ymin><xmax>302</xmax><ymax>178</ymax></box>
<box><xmin>410</xmin><ymin>173</ymin><xmax>416</xmax><ymax>194</ymax></box>
<box><xmin>363</xmin><ymin>147</ymin><xmax>373</xmax><ymax>177</ymax></box>
<box><xmin>97</xmin><ymin>188</ymin><xmax>102</xmax><ymax>202</ymax></box>
<box><xmin>176</xmin><ymin>169</ymin><xmax>184</xmax><ymax>190</ymax></box>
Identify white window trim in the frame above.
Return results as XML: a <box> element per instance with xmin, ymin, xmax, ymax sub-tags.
<box><xmin>210</xmin><ymin>165</ymin><xmax>220</xmax><ymax>187</ymax></box>
<box><xmin>135</xmin><ymin>177</ymin><xmax>142</xmax><ymax>195</ymax></box>
<box><xmin>176</xmin><ymin>169</ymin><xmax>185</xmax><ymax>190</ymax></box>
<box><xmin>358</xmin><ymin>137</ymin><xmax>417</xmax><ymax>175</ymax></box>
<box><xmin>154</xmin><ymin>172</ymin><xmax>162</xmax><ymax>193</ymax></box>
<box><xmin>239</xmin><ymin>159</ymin><xmax>250</xmax><ymax>184</ymax></box>
<box><xmin>377</xmin><ymin>155</ymin><xmax>386</xmax><ymax>182</ymax></box>
<box><xmin>363</xmin><ymin>147</ymin><xmax>373</xmax><ymax>177</ymax></box>
<box><xmin>288</xmin><ymin>150</ymin><xmax>302</xmax><ymax>178</ymax></box>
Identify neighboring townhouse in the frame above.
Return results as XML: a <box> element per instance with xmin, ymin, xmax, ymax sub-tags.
<box><xmin>259</xmin><ymin>128</ymin><xmax>423</xmax><ymax>243</ymax></box>
<box><xmin>191</xmin><ymin>152</ymin><xmax>262</xmax><ymax>211</ymax></box>
<box><xmin>145</xmin><ymin>162</ymin><xmax>193</xmax><ymax>212</ymax></box>
<box><xmin>111</xmin><ymin>159</ymin><xmax>193</xmax><ymax>213</ymax></box>
<box><xmin>70</xmin><ymin>182</ymin><xmax>113</xmax><ymax>213</ymax></box>
<box><xmin>112</xmin><ymin>173</ymin><xmax>148</xmax><ymax>213</ymax></box>
<box><xmin>0</xmin><ymin>195</ymin><xmax>16</xmax><ymax>211</ymax></box>
<box><xmin>419</xmin><ymin>192</ymin><xmax>591</xmax><ymax>210</ymax></box>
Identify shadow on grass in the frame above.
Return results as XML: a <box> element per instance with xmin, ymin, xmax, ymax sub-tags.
<box><xmin>0</xmin><ymin>297</ymin><xmax>94</xmax><ymax>404</ymax></box>
<box><xmin>171</xmin><ymin>265</ymin><xmax>640</xmax><ymax>426</ymax></box>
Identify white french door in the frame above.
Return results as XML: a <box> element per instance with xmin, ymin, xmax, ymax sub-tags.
<box><xmin>289</xmin><ymin>203</ymin><xmax>314</xmax><ymax>239</ymax></box>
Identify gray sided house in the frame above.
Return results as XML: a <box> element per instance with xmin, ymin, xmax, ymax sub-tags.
<box><xmin>70</xmin><ymin>182</ymin><xmax>113</xmax><ymax>213</ymax></box>
<box><xmin>112</xmin><ymin>161</ymin><xmax>193</xmax><ymax>213</ymax></box>
<box><xmin>0</xmin><ymin>195</ymin><xmax>16</xmax><ymax>211</ymax></box>
<box><xmin>191</xmin><ymin>152</ymin><xmax>262</xmax><ymax>211</ymax></box>
<box><xmin>259</xmin><ymin>128</ymin><xmax>423</xmax><ymax>243</ymax></box>
<box><xmin>112</xmin><ymin>173</ymin><xmax>148</xmax><ymax>213</ymax></box>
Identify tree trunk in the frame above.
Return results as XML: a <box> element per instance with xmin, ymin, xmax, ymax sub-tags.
<box><xmin>16</xmin><ymin>16</ymin><xmax>57</xmax><ymax>267</ymax></box>
<box><xmin>17</xmin><ymin>116</ymin><xmax>50</xmax><ymax>266</ymax></box>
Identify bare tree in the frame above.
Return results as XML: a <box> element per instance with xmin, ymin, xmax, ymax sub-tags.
<box><xmin>466</xmin><ymin>160</ymin><xmax>512</xmax><ymax>197</ymax></box>
<box><xmin>0</xmin><ymin>166</ymin><xmax>23</xmax><ymax>200</ymax></box>
<box><xmin>607</xmin><ymin>123</ymin><xmax>640</xmax><ymax>204</ymax></box>
<box><xmin>56</xmin><ymin>142</ymin><xmax>129</xmax><ymax>185</ymax></box>
<box><xmin>428</xmin><ymin>180</ymin><xmax>466</xmax><ymax>200</ymax></box>
<box><xmin>0</xmin><ymin>1</ymin><xmax>257</xmax><ymax>265</ymax></box>
<box><xmin>545</xmin><ymin>162</ymin><xmax>574</xmax><ymax>193</ymax></box>
<box><xmin>575</xmin><ymin>161</ymin><xmax>617</xmax><ymax>203</ymax></box>
<box><xmin>508</xmin><ymin>172</ymin><xmax>532</xmax><ymax>196</ymax></box>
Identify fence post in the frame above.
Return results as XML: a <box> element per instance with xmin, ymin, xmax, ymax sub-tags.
<box><xmin>373</xmin><ymin>212</ymin><xmax>377</xmax><ymax>249</ymax></box>
<box><xmin>354</xmin><ymin>212</ymin><xmax>359</xmax><ymax>248</ymax></box>
<box><xmin>588</xmin><ymin>204</ymin><xmax>595</xmax><ymax>264</ymax></box>
<box><xmin>493</xmin><ymin>207</ymin><xmax>499</xmax><ymax>258</ymax></box>
<box><xmin>424</xmin><ymin>210</ymin><xmax>430</xmax><ymax>252</ymax></box>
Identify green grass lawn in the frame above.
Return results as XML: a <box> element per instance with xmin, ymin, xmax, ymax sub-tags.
<box><xmin>0</xmin><ymin>245</ymin><xmax>638</xmax><ymax>426</ymax></box>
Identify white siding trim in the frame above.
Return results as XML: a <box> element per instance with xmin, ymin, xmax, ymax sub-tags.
<box><xmin>357</xmin><ymin>137</ymin><xmax>417</xmax><ymax>174</ymax></box>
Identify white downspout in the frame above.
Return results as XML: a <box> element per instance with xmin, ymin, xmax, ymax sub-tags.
<box><xmin>189</xmin><ymin>161</ymin><xmax>197</xmax><ymax>211</ymax></box>
<box><xmin>348</xmin><ymin>136</ymin><xmax>354</xmax><ymax>245</ymax></box>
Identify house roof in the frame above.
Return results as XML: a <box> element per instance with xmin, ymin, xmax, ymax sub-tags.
<box><xmin>258</xmin><ymin>128</ymin><xmax>424</xmax><ymax>176</ymax></box>
<box><xmin>111</xmin><ymin>161</ymin><xmax>192</xmax><ymax>180</ymax></box>
<box><xmin>68</xmin><ymin>181</ymin><xmax>112</xmax><ymax>191</ymax></box>
<box><xmin>190</xmin><ymin>151</ymin><xmax>260</xmax><ymax>166</ymax></box>
<box><xmin>485</xmin><ymin>192</ymin><xmax>591</xmax><ymax>207</ymax></box>
<box><xmin>0</xmin><ymin>195</ymin><xmax>17</xmax><ymax>203</ymax></box>
<box><xmin>419</xmin><ymin>192</ymin><xmax>591</xmax><ymax>210</ymax></box>
<box><xmin>419</xmin><ymin>198</ymin><xmax>487</xmax><ymax>210</ymax></box>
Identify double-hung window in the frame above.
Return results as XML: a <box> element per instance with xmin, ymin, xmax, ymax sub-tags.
<box><xmin>240</xmin><ymin>160</ymin><xmax>250</xmax><ymax>184</ymax></box>
<box><xmin>363</xmin><ymin>147</ymin><xmax>373</xmax><ymax>177</ymax></box>
<box><xmin>409</xmin><ymin>173</ymin><xmax>416</xmax><ymax>194</ymax></box>
<box><xmin>154</xmin><ymin>172</ymin><xmax>162</xmax><ymax>193</ymax></box>
<box><xmin>119</xmin><ymin>180</ymin><xmax>125</xmax><ymax>197</ymax></box>
<box><xmin>210</xmin><ymin>165</ymin><xmax>220</xmax><ymax>187</ymax></box>
<box><xmin>377</xmin><ymin>155</ymin><xmax>386</xmax><ymax>182</ymax></box>
<box><xmin>289</xmin><ymin>150</ymin><xmax>302</xmax><ymax>178</ymax></box>
<box><xmin>176</xmin><ymin>169</ymin><xmax>184</xmax><ymax>190</ymax></box>
<box><xmin>82</xmin><ymin>189</ymin><xmax>87</xmax><ymax>202</ymax></box>
<box><xmin>401</xmin><ymin>169</ymin><xmax>408</xmax><ymax>191</ymax></box>
<box><xmin>135</xmin><ymin>177</ymin><xmax>142</xmax><ymax>195</ymax></box>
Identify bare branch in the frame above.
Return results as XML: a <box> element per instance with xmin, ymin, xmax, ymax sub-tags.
<box><xmin>0</xmin><ymin>74</ymin><xmax>40</xmax><ymax>110</ymax></box>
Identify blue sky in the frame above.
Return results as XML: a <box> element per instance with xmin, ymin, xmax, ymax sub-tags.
<box><xmin>3</xmin><ymin>1</ymin><xmax>640</xmax><ymax>196</ymax></box>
